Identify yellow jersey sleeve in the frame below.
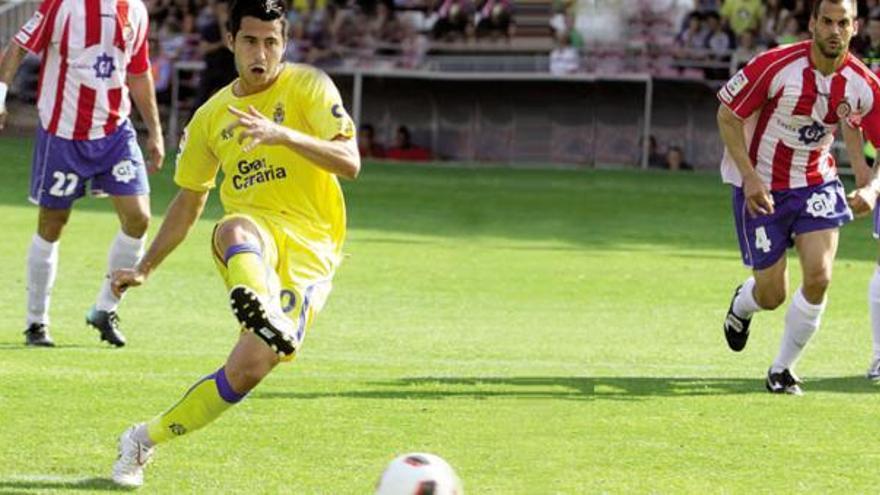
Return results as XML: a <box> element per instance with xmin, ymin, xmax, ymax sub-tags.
<box><xmin>174</xmin><ymin>109</ymin><xmax>221</xmax><ymax>192</ymax></box>
<box><xmin>301</xmin><ymin>70</ymin><xmax>355</xmax><ymax>142</ymax></box>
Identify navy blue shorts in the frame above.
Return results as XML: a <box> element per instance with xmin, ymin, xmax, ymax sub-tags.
<box><xmin>29</xmin><ymin>120</ymin><xmax>149</xmax><ymax>209</ymax></box>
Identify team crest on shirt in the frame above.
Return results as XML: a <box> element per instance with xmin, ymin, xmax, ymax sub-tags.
<box><xmin>836</xmin><ymin>98</ymin><xmax>852</xmax><ymax>120</ymax></box>
<box><xmin>93</xmin><ymin>53</ymin><xmax>116</xmax><ymax>79</ymax></box>
<box><xmin>797</xmin><ymin>121</ymin><xmax>827</xmax><ymax>145</ymax></box>
<box><xmin>112</xmin><ymin>160</ymin><xmax>137</xmax><ymax>184</ymax></box>
<box><xmin>273</xmin><ymin>103</ymin><xmax>285</xmax><ymax>124</ymax></box>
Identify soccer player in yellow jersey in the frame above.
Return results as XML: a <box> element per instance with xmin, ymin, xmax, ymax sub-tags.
<box><xmin>107</xmin><ymin>0</ymin><xmax>360</xmax><ymax>487</ymax></box>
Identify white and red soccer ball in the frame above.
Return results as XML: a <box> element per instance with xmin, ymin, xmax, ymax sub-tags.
<box><xmin>375</xmin><ymin>453</ymin><xmax>463</xmax><ymax>495</ymax></box>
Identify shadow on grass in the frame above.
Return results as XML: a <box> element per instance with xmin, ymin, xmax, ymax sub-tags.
<box><xmin>0</xmin><ymin>477</ymin><xmax>128</xmax><ymax>492</ymax></box>
<box><xmin>255</xmin><ymin>375</ymin><xmax>880</xmax><ymax>402</ymax></box>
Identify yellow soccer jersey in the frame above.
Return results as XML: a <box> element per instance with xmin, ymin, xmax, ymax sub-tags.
<box><xmin>174</xmin><ymin>64</ymin><xmax>355</xmax><ymax>262</ymax></box>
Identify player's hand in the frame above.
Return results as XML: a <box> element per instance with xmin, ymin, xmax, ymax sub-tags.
<box><xmin>227</xmin><ymin>105</ymin><xmax>290</xmax><ymax>153</ymax></box>
<box><xmin>111</xmin><ymin>268</ymin><xmax>146</xmax><ymax>298</ymax></box>
<box><xmin>847</xmin><ymin>186</ymin><xmax>879</xmax><ymax>218</ymax></box>
<box><xmin>145</xmin><ymin>133</ymin><xmax>165</xmax><ymax>174</ymax></box>
<box><xmin>742</xmin><ymin>173</ymin><xmax>774</xmax><ymax>217</ymax></box>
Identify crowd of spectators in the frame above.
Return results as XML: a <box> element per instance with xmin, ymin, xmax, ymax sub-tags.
<box><xmin>669</xmin><ymin>0</ymin><xmax>880</xmax><ymax>79</ymax></box>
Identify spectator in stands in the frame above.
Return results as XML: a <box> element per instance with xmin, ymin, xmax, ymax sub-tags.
<box><xmin>695</xmin><ymin>0</ymin><xmax>722</xmax><ymax>15</ymax></box>
<box><xmin>562</xmin><ymin>12</ymin><xmax>584</xmax><ymax>50</ymax></box>
<box><xmin>720</xmin><ymin>0</ymin><xmax>764</xmax><ymax>38</ymax></box>
<box><xmin>386</xmin><ymin>125</ymin><xmax>432</xmax><ymax>161</ymax></box>
<box><xmin>760</xmin><ymin>0</ymin><xmax>791</xmax><ymax>47</ymax></box>
<box><xmin>149</xmin><ymin>34</ymin><xmax>174</xmax><ymax>105</ymax></box>
<box><xmin>399</xmin><ymin>15</ymin><xmax>430</xmax><ymax>68</ymax></box>
<box><xmin>664</xmin><ymin>146</ymin><xmax>694</xmax><ymax>171</ymax></box>
<box><xmin>195</xmin><ymin>0</ymin><xmax>236</xmax><ymax>107</ymax></box>
<box><xmin>674</xmin><ymin>11</ymin><xmax>708</xmax><ymax>59</ymax></box>
<box><xmin>703</xmin><ymin>11</ymin><xmax>734</xmax><ymax>79</ymax></box>
<box><xmin>549</xmin><ymin>0</ymin><xmax>575</xmax><ymax>37</ymax></box>
<box><xmin>431</xmin><ymin>0</ymin><xmax>475</xmax><ymax>41</ymax></box>
<box><xmin>549</xmin><ymin>31</ymin><xmax>580</xmax><ymax>75</ymax></box>
<box><xmin>775</xmin><ymin>15</ymin><xmax>805</xmax><ymax>45</ymax></box>
<box><xmin>860</xmin><ymin>15</ymin><xmax>880</xmax><ymax>72</ymax></box>
<box><xmin>371</xmin><ymin>1</ymin><xmax>405</xmax><ymax>46</ymax></box>
<box><xmin>285</xmin><ymin>19</ymin><xmax>312</xmax><ymax>62</ymax></box>
<box><xmin>733</xmin><ymin>29</ymin><xmax>764</xmax><ymax>69</ymax></box>
<box><xmin>646</xmin><ymin>135</ymin><xmax>666</xmax><ymax>169</ymax></box>
<box><xmin>358</xmin><ymin>124</ymin><xmax>386</xmax><ymax>158</ymax></box>
<box><xmin>475</xmin><ymin>0</ymin><xmax>514</xmax><ymax>40</ymax></box>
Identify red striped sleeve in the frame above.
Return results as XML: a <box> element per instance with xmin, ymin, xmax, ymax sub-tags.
<box><xmin>13</xmin><ymin>0</ymin><xmax>62</xmax><ymax>55</ymax></box>
<box><xmin>718</xmin><ymin>42</ymin><xmax>809</xmax><ymax>119</ymax></box>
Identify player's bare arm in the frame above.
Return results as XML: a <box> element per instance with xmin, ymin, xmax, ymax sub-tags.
<box><xmin>840</xmin><ymin>121</ymin><xmax>878</xmax><ymax>217</ymax></box>
<box><xmin>0</xmin><ymin>43</ymin><xmax>28</xmax><ymax>131</ymax></box>
<box><xmin>128</xmin><ymin>71</ymin><xmax>165</xmax><ymax>173</ymax></box>
<box><xmin>717</xmin><ymin>104</ymin><xmax>774</xmax><ymax>216</ymax></box>
<box><xmin>227</xmin><ymin>105</ymin><xmax>361</xmax><ymax>179</ymax></box>
<box><xmin>112</xmin><ymin>188</ymin><xmax>208</xmax><ymax>296</ymax></box>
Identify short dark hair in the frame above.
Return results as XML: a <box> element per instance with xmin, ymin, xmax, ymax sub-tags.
<box><xmin>227</xmin><ymin>0</ymin><xmax>287</xmax><ymax>37</ymax></box>
<box><xmin>810</xmin><ymin>0</ymin><xmax>857</xmax><ymax>19</ymax></box>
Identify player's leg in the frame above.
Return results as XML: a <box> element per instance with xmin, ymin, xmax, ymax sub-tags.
<box><xmin>85</xmin><ymin>122</ymin><xmax>152</xmax><ymax>346</ymax></box>
<box><xmin>86</xmin><ymin>194</ymin><xmax>150</xmax><ymax>347</ymax></box>
<box><xmin>765</xmin><ymin>228</ymin><xmax>837</xmax><ymax>395</ymax></box>
<box><xmin>724</xmin><ymin>186</ymin><xmax>790</xmax><ymax>351</ymax></box>
<box><xmin>867</xmin><ymin>209</ymin><xmax>880</xmax><ymax>379</ymax></box>
<box><xmin>24</xmin><ymin>127</ymin><xmax>88</xmax><ymax>347</ymax></box>
<box><xmin>214</xmin><ymin>216</ymin><xmax>299</xmax><ymax>355</ymax></box>
<box><xmin>24</xmin><ymin>207</ymin><xmax>72</xmax><ymax>347</ymax></box>
<box><xmin>113</xmin><ymin>332</ymin><xmax>280</xmax><ymax>487</ymax></box>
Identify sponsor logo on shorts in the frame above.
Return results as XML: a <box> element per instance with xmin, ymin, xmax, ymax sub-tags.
<box><xmin>806</xmin><ymin>189</ymin><xmax>839</xmax><ymax>219</ymax></box>
<box><xmin>112</xmin><ymin>160</ymin><xmax>137</xmax><ymax>184</ymax></box>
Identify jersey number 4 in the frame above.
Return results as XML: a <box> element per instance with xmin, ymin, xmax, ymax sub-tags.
<box><xmin>754</xmin><ymin>226</ymin><xmax>772</xmax><ymax>254</ymax></box>
<box><xmin>49</xmin><ymin>172</ymin><xmax>78</xmax><ymax>197</ymax></box>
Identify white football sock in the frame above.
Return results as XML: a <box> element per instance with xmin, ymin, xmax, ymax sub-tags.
<box><xmin>95</xmin><ymin>231</ymin><xmax>145</xmax><ymax>312</ymax></box>
<box><xmin>771</xmin><ymin>287</ymin><xmax>825</xmax><ymax>373</ymax></box>
<box><xmin>26</xmin><ymin>234</ymin><xmax>59</xmax><ymax>326</ymax></box>
<box><xmin>869</xmin><ymin>266</ymin><xmax>880</xmax><ymax>360</ymax></box>
<box><xmin>732</xmin><ymin>276</ymin><xmax>762</xmax><ymax>318</ymax></box>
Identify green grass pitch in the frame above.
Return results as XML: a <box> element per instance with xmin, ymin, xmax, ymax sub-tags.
<box><xmin>1</xmin><ymin>136</ymin><xmax>880</xmax><ymax>493</ymax></box>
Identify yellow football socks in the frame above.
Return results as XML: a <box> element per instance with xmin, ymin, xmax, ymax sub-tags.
<box><xmin>146</xmin><ymin>367</ymin><xmax>246</xmax><ymax>444</ymax></box>
<box><xmin>225</xmin><ymin>244</ymin><xmax>269</xmax><ymax>297</ymax></box>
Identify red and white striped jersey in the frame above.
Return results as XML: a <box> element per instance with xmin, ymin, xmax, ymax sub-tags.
<box><xmin>13</xmin><ymin>0</ymin><xmax>150</xmax><ymax>140</ymax></box>
<box><xmin>718</xmin><ymin>40</ymin><xmax>880</xmax><ymax>190</ymax></box>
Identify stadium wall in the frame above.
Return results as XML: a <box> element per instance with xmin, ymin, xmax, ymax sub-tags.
<box><xmin>332</xmin><ymin>73</ymin><xmax>724</xmax><ymax>170</ymax></box>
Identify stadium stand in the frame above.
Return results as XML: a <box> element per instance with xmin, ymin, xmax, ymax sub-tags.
<box><xmin>0</xmin><ymin>0</ymin><xmax>870</xmax><ymax>169</ymax></box>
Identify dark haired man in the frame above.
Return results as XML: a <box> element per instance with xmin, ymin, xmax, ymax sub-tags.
<box><xmin>718</xmin><ymin>0</ymin><xmax>880</xmax><ymax>395</ymax></box>
<box><xmin>110</xmin><ymin>0</ymin><xmax>360</xmax><ymax>486</ymax></box>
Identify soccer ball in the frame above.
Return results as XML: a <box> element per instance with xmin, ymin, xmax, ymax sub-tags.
<box><xmin>374</xmin><ymin>453</ymin><xmax>464</xmax><ymax>495</ymax></box>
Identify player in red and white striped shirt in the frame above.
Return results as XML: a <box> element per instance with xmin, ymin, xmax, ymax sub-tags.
<box><xmin>0</xmin><ymin>0</ymin><xmax>164</xmax><ymax>348</ymax></box>
<box><xmin>719</xmin><ymin>0</ymin><xmax>878</xmax><ymax>395</ymax></box>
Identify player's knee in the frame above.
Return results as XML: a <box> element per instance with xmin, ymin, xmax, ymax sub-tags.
<box><xmin>803</xmin><ymin>271</ymin><xmax>831</xmax><ymax>296</ymax></box>
<box><xmin>121</xmin><ymin>213</ymin><xmax>150</xmax><ymax>238</ymax></box>
<box><xmin>37</xmin><ymin>209</ymin><xmax>70</xmax><ymax>242</ymax></box>
<box><xmin>214</xmin><ymin>220</ymin><xmax>259</xmax><ymax>250</ymax></box>
<box><xmin>756</xmin><ymin>289</ymin><xmax>786</xmax><ymax>310</ymax></box>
